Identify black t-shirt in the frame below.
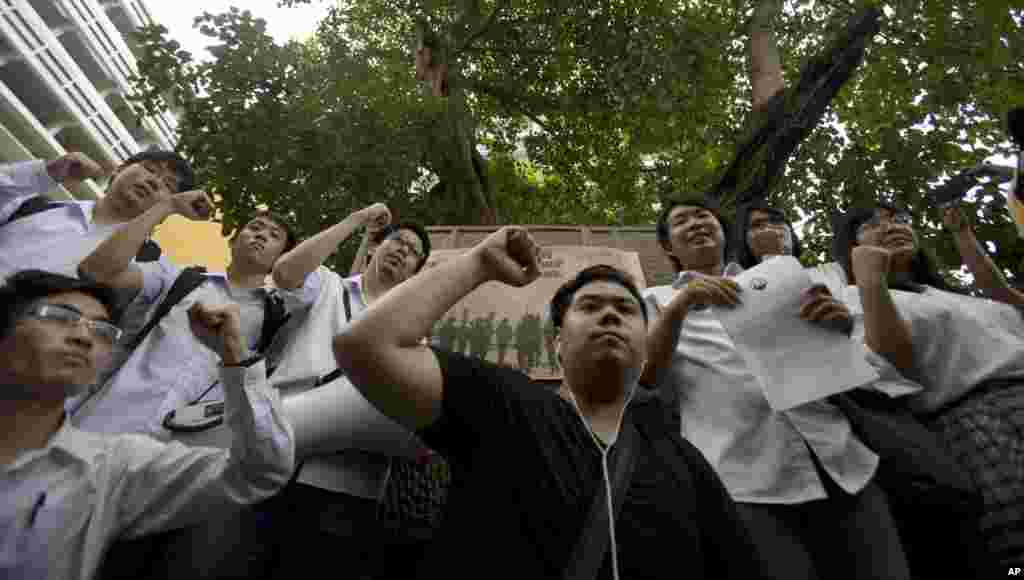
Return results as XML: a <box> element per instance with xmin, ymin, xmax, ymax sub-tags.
<box><xmin>416</xmin><ymin>348</ymin><xmax>765</xmax><ymax>579</ymax></box>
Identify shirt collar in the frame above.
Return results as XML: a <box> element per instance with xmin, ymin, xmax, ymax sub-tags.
<box><xmin>5</xmin><ymin>415</ymin><xmax>98</xmax><ymax>473</ymax></box>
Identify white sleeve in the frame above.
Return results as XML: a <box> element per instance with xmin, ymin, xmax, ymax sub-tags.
<box><xmin>0</xmin><ymin>160</ymin><xmax>60</xmax><ymax>223</ymax></box>
<box><xmin>109</xmin><ymin>361</ymin><xmax>295</xmax><ymax>538</ymax></box>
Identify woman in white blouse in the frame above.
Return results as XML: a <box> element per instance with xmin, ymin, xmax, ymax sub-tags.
<box><xmin>832</xmin><ymin>202</ymin><xmax>1024</xmax><ymax>568</ymax></box>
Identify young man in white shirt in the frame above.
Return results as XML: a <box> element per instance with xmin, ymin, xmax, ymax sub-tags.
<box><xmin>268</xmin><ymin>207</ymin><xmax>435</xmax><ymax>579</ymax></box>
<box><xmin>0</xmin><ymin>270</ymin><xmax>294</xmax><ymax>580</ymax></box>
<box><xmin>75</xmin><ymin>195</ymin><xmax>316</xmax><ymax>579</ymax></box>
<box><xmin>0</xmin><ymin>150</ymin><xmax>195</xmax><ymax>280</ymax></box>
<box><xmin>642</xmin><ymin>193</ymin><xmax>911</xmax><ymax>580</ymax></box>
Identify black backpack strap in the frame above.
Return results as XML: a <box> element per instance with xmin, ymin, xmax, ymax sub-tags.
<box><xmin>135</xmin><ymin>239</ymin><xmax>163</xmax><ymax>263</ymax></box>
<box><xmin>4</xmin><ymin>195</ymin><xmax>162</xmax><ymax>262</ymax></box>
<box><xmin>562</xmin><ymin>421</ymin><xmax>638</xmax><ymax>580</ymax></box>
<box><xmin>125</xmin><ymin>266</ymin><xmax>209</xmax><ymax>352</ymax></box>
<box><xmin>4</xmin><ymin>195</ymin><xmax>63</xmax><ymax>224</ymax></box>
<box><xmin>342</xmin><ymin>284</ymin><xmax>352</xmax><ymax>322</ymax></box>
<box><xmin>310</xmin><ymin>285</ymin><xmax>352</xmax><ymax>386</ymax></box>
<box><xmin>70</xmin><ymin>266</ymin><xmax>209</xmax><ymax>419</ymax></box>
<box><xmin>255</xmin><ymin>290</ymin><xmax>291</xmax><ymax>355</ymax></box>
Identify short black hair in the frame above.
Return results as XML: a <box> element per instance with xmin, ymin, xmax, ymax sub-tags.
<box><xmin>122</xmin><ymin>149</ymin><xmax>195</xmax><ymax>193</ymax></box>
<box><xmin>549</xmin><ymin>265</ymin><xmax>648</xmax><ymax>329</ymax></box>
<box><xmin>371</xmin><ymin>222</ymin><xmax>432</xmax><ymax>272</ymax></box>
<box><xmin>656</xmin><ymin>193</ymin><xmax>733</xmax><ymax>273</ymax></box>
<box><xmin>0</xmin><ymin>270</ymin><xmax>121</xmax><ymax>339</ymax></box>
<box><xmin>733</xmin><ymin>200</ymin><xmax>804</xmax><ymax>269</ymax></box>
<box><xmin>233</xmin><ymin>210</ymin><xmax>299</xmax><ymax>254</ymax></box>
<box><xmin>831</xmin><ymin>202</ymin><xmax>954</xmax><ymax>291</ymax></box>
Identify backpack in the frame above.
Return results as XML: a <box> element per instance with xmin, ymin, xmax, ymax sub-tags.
<box><xmin>3</xmin><ymin>195</ymin><xmax>162</xmax><ymax>262</ymax></box>
<box><xmin>72</xmin><ymin>267</ymin><xmax>292</xmax><ymax>418</ymax></box>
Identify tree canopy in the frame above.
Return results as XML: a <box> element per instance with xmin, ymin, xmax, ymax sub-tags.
<box><xmin>129</xmin><ymin>0</ymin><xmax>1024</xmax><ymax>279</ymax></box>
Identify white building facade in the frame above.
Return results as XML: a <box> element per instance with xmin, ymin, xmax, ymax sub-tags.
<box><xmin>0</xmin><ymin>0</ymin><xmax>176</xmax><ymax>199</ymax></box>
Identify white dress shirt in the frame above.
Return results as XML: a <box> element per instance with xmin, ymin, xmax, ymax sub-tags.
<box><xmin>840</xmin><ymin>284</ymin><xmax>1024</xmax><ymax>413</ymax></box>
<box><xmin>645</xmin><ymin>270</ymin><xmax>879</xmax><ymax>504</ymax></box>
<box><xmin>71</xmin><ymin>261</ymin><xmax>320</xmax><ymax>440</ymax></box>
<box><xmin>270</xmin><ymin>270</ymin><xmax>403</xmax><ymax>499</ymax></box>
<box><xmin>1</xmin><ymin>361</ymin><xmax>295</xmax><ymax>580</ymax></box>
<box><xmin>0</xmin><ymin>160</ymin><xmax>122</xmax><ymax>281</ymax></box>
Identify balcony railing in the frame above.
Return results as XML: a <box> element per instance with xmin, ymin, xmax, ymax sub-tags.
<box><xmin>0</xmin><ymin>0</ymin><xmax>139</xmax><ymax>161</ymax></box>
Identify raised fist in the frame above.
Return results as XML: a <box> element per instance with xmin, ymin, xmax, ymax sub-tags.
<box><xmin>169</xmin><ymin>190</ymin><xmax>214</xmax><ymax>221</ymax></box>
<box><xmin>188</xmin><ymin>301</ymin><xmax>244</xmax><ymax>363</ymax></box>
<box><xmin>851</xmin><ymin>245</ymin><xmax>891</xmax><ymax>287</ymax></box>
<box><xmin>472</xmin><ymin>226</ymin><xmax>541</xmax><ymax>287</ymax></box>
<box><xmin>47</xmin><ymin>152</ymin><xmax>106</xmax><ymax>184</ymax></box>
<box><xmin>361</xmin><ymin>203</ymin><xmax>392</xmax><ymax>233</ymax></box>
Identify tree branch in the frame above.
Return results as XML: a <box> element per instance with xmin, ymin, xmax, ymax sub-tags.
<box><xmin>459</xmin><ymin>0</ymin><xmax>510</xmax><ymax>53</ymax></box>
<box><xmin>469</xmin><ymin>80</ymin><xmax>554</xmax><ymax>133</ymax></box>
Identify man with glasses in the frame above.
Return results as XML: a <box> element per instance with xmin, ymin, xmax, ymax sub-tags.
<box><xmin>0</xmin><ymin>150</ymin><xmax>197</xmax><ymax>281</ymax></box>
<box><xmin>267</xmin><ymin>215</ymin><xmax>433</xmax><ymax>579</ymax></box>
<box><xmin>76</xmin><ymin>198</ymin><xmax>319</xmax><ymax>579</ymax></box>
<box><xmin>0</xmin><ymin>270</ymin><xmax>294</xmax><ymax>580</ymax></box>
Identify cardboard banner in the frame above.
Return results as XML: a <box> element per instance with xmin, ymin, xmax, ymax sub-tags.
<box><xmin>422</xmin><ymin>246</ymin><xmax>645</xmax><ymax>380</ymax></box>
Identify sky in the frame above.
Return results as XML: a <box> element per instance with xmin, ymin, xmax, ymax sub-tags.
<box><xmin>146</xmin><ymin>0</ymin><xmax>331</xmax><ymax>60</ymax></box>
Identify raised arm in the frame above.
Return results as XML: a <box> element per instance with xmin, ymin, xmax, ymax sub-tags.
<box><xmin>78</xmin><ymin>190</ymin><xmax>212</xmax><ymax>292</ymax></box>
<box><xmin>273</xmin><ymin>203</ymin><xmax>390</xmax><ymax>289</ymax></box>
<box><xmin>641</xmin><ymin>275</ymin><xmax>740</xmax><ymax>386</ymax></box>
<box><xmin>851</xmin><ymin>245</ymin><xmax>916</xmax><ymax>376</ymax></box>
<box><xmin>0</xmin><ymin>153</ymin><xmax>105</xmax><ymax>207</ymax></box>
<box><xmin>333</xmin><ymin>227</ymin><xmax>540</xmax><ymax>430</ymax></box>
<box><xmin>944</xmin><ymin>206</ymin><xmax>1024</xmax><ymax>307</ymax></box>
<box><xmin>116</xmin><ymin>302</ymin><xmax>294</xmax><ymax>537</ymax></box>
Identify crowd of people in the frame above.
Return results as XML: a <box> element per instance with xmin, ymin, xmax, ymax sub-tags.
<box><xmin>2</xmin><ymin>145</ymin><xmax>1023</xmax><ymax>580</ymax></box>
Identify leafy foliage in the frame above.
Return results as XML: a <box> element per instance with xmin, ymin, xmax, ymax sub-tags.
<box><xmin>132</xmin><ymin>1</ymin><xmax>1024</xmax><ymax>280</ymax></box>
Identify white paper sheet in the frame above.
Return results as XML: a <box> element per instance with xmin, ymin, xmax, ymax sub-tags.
<box><xmin>714</xmin><ymin>257</ymin><xmax>879</xmax><ymax>411</ymax></box>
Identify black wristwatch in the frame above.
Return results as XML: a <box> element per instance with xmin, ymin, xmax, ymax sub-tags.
<box><xmin>224</xmin><ymin>353</ymin><xmax>264</xmax><ymax>368</ymax></box>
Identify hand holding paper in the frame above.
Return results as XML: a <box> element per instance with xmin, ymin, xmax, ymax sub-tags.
<box><xmin>671</xmin><ymin>273</ymin><xmax>742</xmax><ymax>313</ymax></box>
<box><xmin>715</xmin><ymin>257</ymin><xmax>878</xmax><ymax>411</ymax></box>
<box><xmin>799</xmin><ymin>285</ymin><xmax>853</xmax><ymax>334</ymax></box>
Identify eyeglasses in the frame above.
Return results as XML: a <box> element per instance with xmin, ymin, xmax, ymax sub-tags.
<box><xmin>856</xmin><ymin>211</ymin><xmax>913</xmax><ymax>237</ymax></box>
<box><xmin>386</xmin><ymin>234</ymin><xmax>424</xmax><ymax>260</ymax></box>
<box><xmin>25</xmin><ymin>304</ymin><xmax>122</xmax><ymax>346</ymax></box>
<box><xmin>749</xmin><ymin>214</ymin><xmax>787</xmax><ymax>230</ymax></box>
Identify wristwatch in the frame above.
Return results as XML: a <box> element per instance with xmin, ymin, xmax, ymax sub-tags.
<box><xmin>224</xmin><ymin>351</ymin><xmax>263</xmax><ymax>368</ymax></box>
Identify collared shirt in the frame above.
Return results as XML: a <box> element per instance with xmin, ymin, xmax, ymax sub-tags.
<box><xmin>840</xmin><ymin>284</ymin><xmax>1024</xmax><ymax>413</ymax></box>
<box><xmin>270</xmin><ymin>269</ymin><xmax>410</xmax><ymax>499</ymax></box>
<box><xmin>644</xmin><ymin>269</ymin><xmax>878</xmax><ymax>504</ymax></box>
<box><xmin>0</xmin><ymin>160</ymin><xmax>122</xmax><ymax>280</ymax></box>
<box><xmin>0</xmin><ymin>362</ymin><xmax>295</xmax><ymax>580</ymax></box>
<box><xmin>70</xmin><ymin>260</ymin><xmax>321</xmax><ymax>440</ymax></box>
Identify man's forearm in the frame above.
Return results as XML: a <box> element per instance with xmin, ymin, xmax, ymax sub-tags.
<box><xmin>80</xmin><ymin>201</ymin><xmax>172</xmax><ymax>283</ymax></box>
<box><xmin>858</xmin><ymin>279</ymin><xmax>916</xmax><ymax>376</ymax></box>
<box><xmin>641</xmin><ymin>298</ymin><xmax>688</xmax><ymax>386</ymax></box>
<box><xmin>349</xmin><ymin>231</ymin><xmax>372</xmax><ymax>276</ymax></box>
<box><xmin>274</xmin><ymin>210</ymin><xmax>367</xmax><ymax>289</ymax></box>
<box><xmin>119</xmin><ymin>361</ymin><xmax>294</xmax><ymax>539</ymax></box>
<box><xmin>955</xmin><ymin>230</ymin><xmax>1024</xmax><ymax>306</ymax></box>
<box><xmin>347</xmin><ymin>251</ymin><xmax>489</xmax><ymax>349</ymax></box>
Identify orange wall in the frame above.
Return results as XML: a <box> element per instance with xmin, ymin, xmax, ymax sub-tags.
<box><xmin>152</xmin><ymin>215</ymin><xmax>231</xmax><ymax>271</ymax></box>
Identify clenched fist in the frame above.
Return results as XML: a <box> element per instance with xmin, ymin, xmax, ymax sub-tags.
<box><xmin>47</xmin><ymin>152</ymin><xmax>106</xmax><ymax>184</ymax></box>
<box><xmin>851</xmin><ymin>245</ymin><xmax>891</xmax><ymax>287</ymax></box>
<box><xmin>169</xmin><ymin>190</ymin><xmax>215</xmax><ymax>221</ymax></box>
<box><xmin>188</xmin><ymin>301</ymin><xmax>245</xmax><ymax>364</ymax></box>
<box><xmin>360</xmin><ymin>203</ymin><xmax>392</xmax><ymax>233</ymax></box>
<box><xmin>471</xmin><ymin>226</ymin><xmax>542</xmax><ymax>287</ymax></box>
